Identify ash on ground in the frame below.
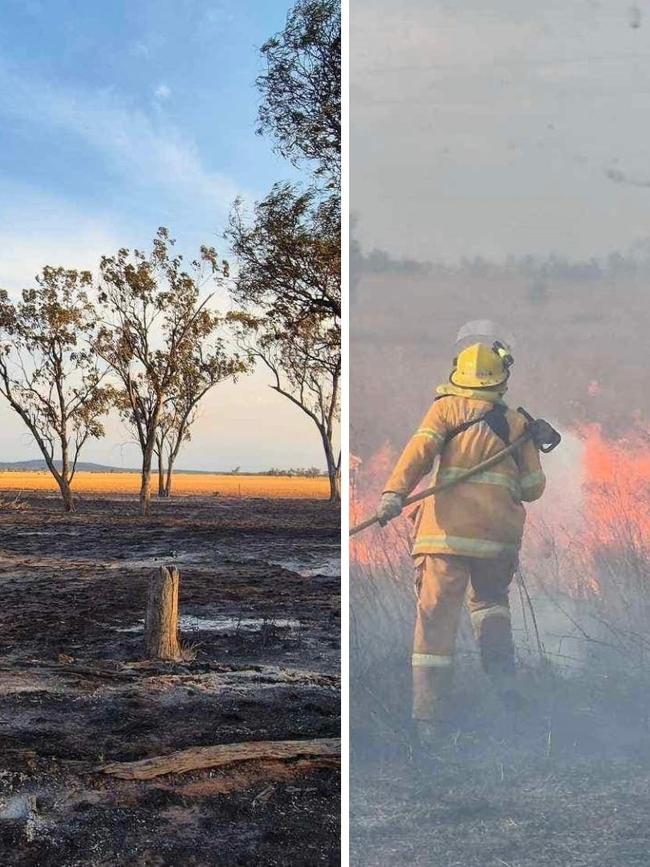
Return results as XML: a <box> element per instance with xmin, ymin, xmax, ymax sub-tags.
<box><xmin>0</xmin><ymin>493</ymin><xmax>340</xmax><ymax>866</ymax></box>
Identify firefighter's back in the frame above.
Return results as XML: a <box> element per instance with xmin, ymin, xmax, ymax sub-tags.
<box><xmin>409</xmin><ymin>395</ymin><xmax>545</xmax><ymax>558</ymax></box>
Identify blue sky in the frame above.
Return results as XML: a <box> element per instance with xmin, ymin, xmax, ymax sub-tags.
<box><xmin>0</xmin><ymin>0</ymin><xmax>325</xmax><ymax>471</ymax></box>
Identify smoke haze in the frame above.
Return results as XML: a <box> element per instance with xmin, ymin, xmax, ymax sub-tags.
<box><xmin>352</xmin><ymin>0</ymin><xmax>650</xmax><ymax>261</ymax></box>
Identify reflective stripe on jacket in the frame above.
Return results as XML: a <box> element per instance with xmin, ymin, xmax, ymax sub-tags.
<box><xmin>383</xmin><ymin>394</ymin><xmax>546</xmax><ymax>558</ymax></box>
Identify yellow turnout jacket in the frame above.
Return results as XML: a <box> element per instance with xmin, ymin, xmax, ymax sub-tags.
<box><xmin>383</xmin><ymin>387</ymin><xmax>546</xmax><ymax>558</ymax></box>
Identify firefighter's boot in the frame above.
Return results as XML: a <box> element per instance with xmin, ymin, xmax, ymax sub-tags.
<box><xmin>412</xmin><ymin>664</ymin><xmax>453</xmax><ymax>749</ymax></box>
<box><xmin>473</xmin><ymin>607</ymin><xmax>524</xmax><ymax>710</ymax></box>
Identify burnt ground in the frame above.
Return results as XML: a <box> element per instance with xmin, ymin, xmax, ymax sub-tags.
<box><xmin>0</xmin><ymin>493</ymin><xmax>340</xmax><ymax>866</ymax></box>
<box><xmin>351</xmin><ymin>662</ymin><xmax>650</xmax><ymax>866</ymax></box>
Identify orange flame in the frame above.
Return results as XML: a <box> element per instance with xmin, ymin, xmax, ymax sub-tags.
<box><xmin>579</xmin><ymin>423</ymin><xmax>650</xmax><ymax>550</ymax></box>
<box><xmin>350</xmin><ymin>443</ymin><xmax>413</xmax><ymax>569</ymax></box>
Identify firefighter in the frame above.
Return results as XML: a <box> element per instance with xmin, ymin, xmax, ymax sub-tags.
<box><xmin>376</xmin><ymin>339</ymin><xmax>546</xmax><ymax>744</ymax></box>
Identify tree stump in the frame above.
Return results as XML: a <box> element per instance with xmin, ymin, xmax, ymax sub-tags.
<box><xmin>144</xmin><ymin>566</ymin><xmax>181</xmax><ymax>660</ymax></box>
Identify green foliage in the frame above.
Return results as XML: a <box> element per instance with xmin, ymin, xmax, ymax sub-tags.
<box><xmin>264</xmin><ymin>466</ymin><xmax>324</xmax><ymax>477</ymax></box>
<box><xmin>257</xmin><ymin>0</ymin><xmax>340</xmax><ymax>185</ymax></box>
<box><xmin>228</xmin><ymin>183</ymin><xmax>340</xmax><ymax>324</ymax></box>
<box><xmin>226</xmin><ymin>0</ymin><xmax>341</xmax><ymax>501</ymax></box>
<box><xmin>96</xmin><ymin>227</ymin><xmax>245</xmax><ymax>513</ymax></box>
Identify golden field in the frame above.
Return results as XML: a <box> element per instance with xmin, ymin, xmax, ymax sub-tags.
<box><xmin>0</xmin><ymin>471</ymin><xmax>328</xmax><ymax>499</ymax></box>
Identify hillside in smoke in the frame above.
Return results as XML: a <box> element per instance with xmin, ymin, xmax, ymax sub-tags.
<box><xmin>350</xmin><ymin>242</ymin><xmax>650</xmax><ymax>457</ymax></box>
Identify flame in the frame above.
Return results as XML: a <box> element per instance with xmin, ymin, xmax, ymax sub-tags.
<box><xmin>350</xmin><ymin>443</ymin><xmax>413</xmax><ymax>570</ymax></box>
<box><xmin>579</xmin><ymin>423</ymin><xmax>650</xmax><ymax>550</ymax></box>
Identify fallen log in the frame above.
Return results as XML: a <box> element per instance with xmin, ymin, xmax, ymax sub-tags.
<box><xmin>174</xmin><ymin>756</ymin><xmax>340</xmax><ymax>798</ymax></box>
<box><xmin>99</xmin><ymin>737</ymin><xmax>341</xmax><ymax>780</ymax></box>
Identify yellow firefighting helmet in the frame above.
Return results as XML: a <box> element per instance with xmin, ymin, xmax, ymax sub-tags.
<box><xmin>450</xmin><ymin>341</ymin><xmax>513</xmax><ymax>389</ymax></box>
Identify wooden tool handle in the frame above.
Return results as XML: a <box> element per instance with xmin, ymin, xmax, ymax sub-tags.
<box><xmin>349</xmin><ymin>432</ymin><xmax>531</xmax><ymax>537</ymax></box>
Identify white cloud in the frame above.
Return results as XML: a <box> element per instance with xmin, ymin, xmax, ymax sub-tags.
<box><xmin>154</xmin><ymin>83</ymin><xmax>171</xmax><ymax>101</ymax></box>
<box><xmin>0</xmin><ymin>58</ymin><xmax>249</xmax><ymax>221</ymax></box>
<box><xmin>0</xmin><ymin>51</ymin><xmax>316</xmax><ymax>469</ymax></box>
<box><xmin>130</xmin><ymin>40</ymin><xmax>151</xmax><ymax>59</ymax></box>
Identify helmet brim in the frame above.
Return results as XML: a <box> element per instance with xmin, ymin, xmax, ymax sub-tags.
<box><xmin>449</xmin><ymin>369</ymin><xmax>510</xmax><ymax>390</ymax></box>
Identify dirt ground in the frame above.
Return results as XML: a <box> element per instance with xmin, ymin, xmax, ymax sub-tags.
<box><xmin>351</xmin><ymin>664</ymin><xmax>650</xmax><ymax>867</ymax></box>
<box><xmin>0</xmin><ymin>492</ymin><xmax>340</xmax><ymax>866</ymax></box>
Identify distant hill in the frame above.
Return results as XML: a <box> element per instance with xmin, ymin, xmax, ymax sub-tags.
<box><xmin>0</xmin><ymin>460</ymin><xmax>326</xmax><ymax>477</ymax></box>
<box><xmin>0</xmin><ymin>460</ymin><xmax>136</xmax><ymax>473</ymax></box>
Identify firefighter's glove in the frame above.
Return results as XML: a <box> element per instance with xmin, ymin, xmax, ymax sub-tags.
<box><xmin>376</xmin><ymin>492</ymin><xmax>405</xmax><ymax>526</ymax></box>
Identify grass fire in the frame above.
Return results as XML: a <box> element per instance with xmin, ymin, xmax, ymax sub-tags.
<box><xmin>349</xmin><ymin>252</ymin><xmax>650</xmax><ymax>866</ymax></box>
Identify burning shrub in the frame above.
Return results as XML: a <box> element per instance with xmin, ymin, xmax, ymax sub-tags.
<box><xmin>350</xmin><ymin>446</ymin><xmax>416</xmax><ymax>747</ymax></box>
<box><xmin>522</xmin><ymin>423</ymin><xmax>650</xmax><ymax>670</ymax></box>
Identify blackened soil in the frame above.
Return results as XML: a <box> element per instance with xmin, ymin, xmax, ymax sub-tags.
<box><xmin>351</xmin><ymin>666</ymin><xmax>650</xmax><ymax>866</ymax></box>
<box><xmin>351</xmin><ymin>757</ymin><xmax>650</xmax><ymax>867</ymax></box>
<box><xmin>0</xmin><ymin>493</ymin><xmax>340</xmax><ymax>866</ymax></box>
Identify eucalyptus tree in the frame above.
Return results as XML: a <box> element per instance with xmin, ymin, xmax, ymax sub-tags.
<box><xmin>0</xmin><ymin>268</ymin><xmax>113</xmax><ymax>512</ymax></box>
<box><xmin>96</xmin><ymin>228</ymin><xmax>232</xmax><ymax>516</ymax></box>
<box><xmin>154</xmin><ymin>345</ymin><xmax>247</xmax><ymax>497</ymax></box>
<box><xmin>232</xmin><ymin>311</ymin><xmax>340</xmax><ymax>501</ymax></box>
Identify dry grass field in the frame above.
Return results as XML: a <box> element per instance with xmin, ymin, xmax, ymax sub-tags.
<box><xmin>0</xmin><ymin>470</ymin><xmax>328</xmax><ymax>499</ymax></box>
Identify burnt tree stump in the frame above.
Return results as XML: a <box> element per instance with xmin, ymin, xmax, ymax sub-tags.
<box><xmin>144</xmin><ymin>566</ymin><xmax>181</xmax><ymax>660</ymax></box>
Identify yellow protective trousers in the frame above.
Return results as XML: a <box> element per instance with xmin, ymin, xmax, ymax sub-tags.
<box><xmin>412</xmin><ymin>553</ymin><xmax>517</xmax><ymax>721</ymax></box>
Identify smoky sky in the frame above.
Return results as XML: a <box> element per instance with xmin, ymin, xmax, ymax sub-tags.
<box><xmin>351</xmin><ymin>0</ymin><xmax>650</xmax><ymax>261</ymax></box>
